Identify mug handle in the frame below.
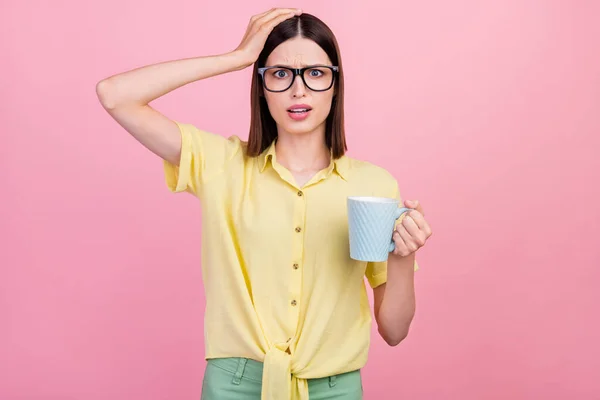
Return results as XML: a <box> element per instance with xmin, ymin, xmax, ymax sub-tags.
<box><xmin>389</xmin><ymin>207</ymin><xmax>411</xmax><ymax>252</ymax></box>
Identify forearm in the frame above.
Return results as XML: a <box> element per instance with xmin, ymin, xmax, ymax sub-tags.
<box><xmin>96</xmin><ymin>51</ymin><xmax>248</xmax><ymax>109</ymax></box>
<box><xmin>376</xmin><ymin>253</ymin><xmax>416</xmax><ymax>346</ymax></box>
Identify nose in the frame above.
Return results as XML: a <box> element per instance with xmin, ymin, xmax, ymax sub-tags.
<box><xmin>291</xmin><ymin>73</ymin><xmax>307</xmax><ymax>98</ymax></box>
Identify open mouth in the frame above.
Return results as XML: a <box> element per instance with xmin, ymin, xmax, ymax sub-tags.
<box><xmin>287</xmin><ymin>107</ymin><xmax>312</xmax><ymax>113</ymax></box>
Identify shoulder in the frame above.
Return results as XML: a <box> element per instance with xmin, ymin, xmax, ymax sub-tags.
<box><xmin>346</xmin><ymin>157</ymin><xmax>396</xmax><ymax>181</ymax></box>
<box><xmin>179</xmin><ymin>121</ymin><xmax>248</xmax><ymax>156</ymax></box>
<box><xmin>344</xmin><ymin>156</ymin><xmax>399</xmax><ymax>197</ymax></box>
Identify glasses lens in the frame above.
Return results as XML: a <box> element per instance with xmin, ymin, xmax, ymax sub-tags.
<box><xmin>303</xmin><ymin>67</ymin><xmax>334</xmax><ymax>91</ymax></box>
<box><xmin>264</xmin><ymin>67</ymin><xmax>334</xmax><ymax>91</ymax></box>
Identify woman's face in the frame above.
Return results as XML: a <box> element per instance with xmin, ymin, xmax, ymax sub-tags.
<box><xmin>263</xmin><ymin>37</ymin><xmax>336</xmax><ymax>137</ymax></box>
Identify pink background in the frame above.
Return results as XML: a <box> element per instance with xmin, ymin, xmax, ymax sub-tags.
<box><xmin>2</xmin><ymin>0</ymin><xmax>599</xmax><ymax>399</ymax></box>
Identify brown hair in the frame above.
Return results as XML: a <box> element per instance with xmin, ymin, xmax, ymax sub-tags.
<box><xmin>247</xmin><ymin>13</ymin><xmax>347</xmax><ymax>159</ymax></box>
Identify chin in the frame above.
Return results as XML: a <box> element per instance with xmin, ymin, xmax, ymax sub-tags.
<box><xmin>277</xmin><ymin>116</ymin><xmax>326</xmax><ymax>136</ymax></box>
<box><xmin>285</xmin><ymin>123</ymin><xmax>316</xmax><ymax>135</ymax></box>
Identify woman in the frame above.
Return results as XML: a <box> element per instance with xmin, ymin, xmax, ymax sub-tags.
<box><xmin>96</xmin><ymin>8</ymin><xmax>432</xmax><ymax>400</ymax></box>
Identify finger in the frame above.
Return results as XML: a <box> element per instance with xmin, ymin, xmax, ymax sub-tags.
<box><xmin>402</xmin><ymin>215</ymin><xmax>428</xmax><ymax>246</ymax></box>
<box><xmin>416</xmin><ymin>203</ymin><xmax>424</xmax><ymax>216</ymax></box>
<box><xmin>255</xmin><ymin>8</ymin><xmax>300</xmax><ymax>27</ymax></box>
<box><xmin>423</xmin><ymin>220</ymin><xmax>432</xmax><ymax>237</ymax></box>
<box><xmin>404</xmin><ymin>199</ymin><xmax>424</xmax><ymax>216</ymax></box>
<box><xmin>406</xmin><ymin>210</ymin><xmax>427</xmax><ymax>230</ymax></box>
<box><xmin>260</xmin><ymin>10</ymin><xmax>299</xmax><ymax>32</ymax></box>
<box><xmin>392</xmin><ymin>230</ymin><xmax>410</xmax><ymax>256</ymax></box>
<box><xmin>252</xmin><ymin>7</ymin><xmax>297</xmax><ymax>21</ymax></box>
<box><xmin>250</xmin><ymin>8</ymin><xmax>274</xmax><ymax>21</ymax></box>
<box><xmin>406</xmin><ymin>210</ymin><xmax>432</xmax><ymax>237</ymax></box>
<box><xmin>401</xmin><ymin>215</ymin><xmax>421</xmax><ymax>237</ymax></box>
<box><xmin>396</xmin><ymin>223</ymin><xmax>419</xmax><ymax>254</ymax></box>
<box><xmin>409</xmin><ymin>211</ymin><xmax>432</xmax><ymax>237</ymax></box>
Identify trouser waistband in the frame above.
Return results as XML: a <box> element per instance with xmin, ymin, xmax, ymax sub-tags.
<box><xmin>206</xmin><ymin>357</ymin><xmax>344</xmax><ymax>388</ymax></box>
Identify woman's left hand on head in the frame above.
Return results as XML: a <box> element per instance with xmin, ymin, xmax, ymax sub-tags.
<box><xmin>391</xmin><ymin>200</ymin><xmax>432</xmax><ymax>257</ymax></box>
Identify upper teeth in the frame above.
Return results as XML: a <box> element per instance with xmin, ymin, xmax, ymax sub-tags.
<box><xmin>291</xmin><ymin>108</ymin><xmax>308</xmax><ymax>112</ymax></box>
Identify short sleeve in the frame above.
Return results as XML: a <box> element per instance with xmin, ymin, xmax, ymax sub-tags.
<box><xmin>365</xmin><ymin>260</ymin><xmax>388</xmax><ymax>288</ymax></box>
<box><xmin>163</xmin><ymin>121</ymin><xmax>242</xmax><ymax>196</ymax></box>
<box><xmin>364</xmin><ymin>177</ymin><xmax>420</xmax><ymax>288</ymax></box>
<box><xmin>365</xmin><ymin>259</ymin><xmax>420</xmax><ymax>288</ymax></box>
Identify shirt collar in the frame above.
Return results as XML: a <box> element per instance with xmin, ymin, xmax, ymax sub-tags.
<box><xmin>259</xmin><ymin>140</ymin><xmax>349</xmax><ymax>181</ymax></box>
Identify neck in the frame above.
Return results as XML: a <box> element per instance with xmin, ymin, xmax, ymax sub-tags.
<box><xmin>275</xmin><ymin>128</ymin><xmax>331</xmax><ymax>172</ymax></box>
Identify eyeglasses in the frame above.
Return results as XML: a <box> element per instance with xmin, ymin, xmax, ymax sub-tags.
<box><xmin>257</xmin><ymin>65</ymin><xmax>339</xmax><ymax>92</ymax></box>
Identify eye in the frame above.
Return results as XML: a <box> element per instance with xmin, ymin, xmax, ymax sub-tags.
<box><xmin>271</xmin><ymin>69</ymin><xmax>289</xmax><ymax>78</ymax></box>
<box><xmin>307</xmin><ymin>69</ymin><xmax>324</xmax><ymax>77</ymax></box>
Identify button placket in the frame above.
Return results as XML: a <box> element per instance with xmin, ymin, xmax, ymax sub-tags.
<box><xmin>289</xmin><ymin>187</ymin><xmax>305</xmax><ymax>328</ymax></box>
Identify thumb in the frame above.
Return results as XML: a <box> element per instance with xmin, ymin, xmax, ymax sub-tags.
<box><xmin>404</xmin><ymin>199</ymin><xmax>419</xmax><ymax>208</ymax></box>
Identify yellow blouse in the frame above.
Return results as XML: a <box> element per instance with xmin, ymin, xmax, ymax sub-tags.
<box><xmin>163</xmin><ymin>122</ymin><xmax>417</xmax><ymax>400</ymax></box>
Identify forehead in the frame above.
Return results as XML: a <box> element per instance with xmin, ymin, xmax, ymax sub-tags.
<box><xmin>266</xmin><ymin>37</ymin><xmax>332</xmax><ymax>67</ymax></box>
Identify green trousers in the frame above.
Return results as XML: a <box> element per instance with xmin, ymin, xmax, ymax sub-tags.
<box><xmin>201</xmin><ymin>357</ymin><xmax>363</xmax><ymax>400</ymax></box>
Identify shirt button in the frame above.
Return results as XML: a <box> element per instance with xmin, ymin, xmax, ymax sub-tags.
<box><xmin>297</xmin><ymin>190</ymin><xmax>303</xmax><ymax>197</ymax></box>
<box><xmin>291</xmin><ymin>300</ymin><xmax>297</xmax><ymax>306</ymax></box>
<box><xmin>293</xmin><ymin>263</ymin><xmax>299</xmax><ymax>270</ymax></box>
<box><xmin>295</xmin><ymin>227</ymin><xmax>302</xmax><ymax>233</ymax></box>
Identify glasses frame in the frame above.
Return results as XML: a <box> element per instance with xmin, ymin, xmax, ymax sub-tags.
<box><xmin>257</xmin><ymin>65</ymin><xmax>339</xmax><ymax>93</ymax></box>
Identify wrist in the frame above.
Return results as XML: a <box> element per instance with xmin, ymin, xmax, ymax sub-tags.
<box><xmin>226</xmin><ymin>50</ymin><xmax>253</xmax><ymax>71</ymax></box>
<box><xmin>388</xmin><ymin>252</ymin><xmax>416</xmax><ymax>272</ymax></box>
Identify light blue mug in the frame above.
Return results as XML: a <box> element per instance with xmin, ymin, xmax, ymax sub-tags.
<box><xmin>347</xmin><ymin>196</ymin><xmax>411</xmax><ymax>262</ymax></box>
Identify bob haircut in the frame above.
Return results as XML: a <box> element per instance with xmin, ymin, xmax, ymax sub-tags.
<box><xmin>247</xmin><ymin>13</ymin><xmax>347</xmax><ymax>159</ymax></box>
